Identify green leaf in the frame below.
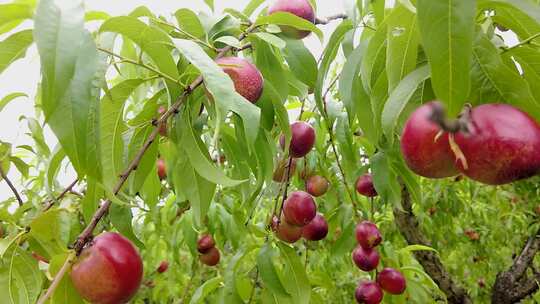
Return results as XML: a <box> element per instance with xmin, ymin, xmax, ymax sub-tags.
<box><xmin>85</xmin><ymin>10</ymin><xmax>110</xmax><ymax>21</ymax></box>
<box><xmin>478</xmin><ymin>0</ymin><xmax>540</xmax><ymax>30</ymax></box>
<box><xmin>175</xmin><ymin>8</ymin><xmax>206</xmax><ymax>39</ymax></box>
<box><xmin>253</xmin><ymin>39</ymin><xmax>289</xmax><ymax>100</ymax></box>
<box><xmin>399</xmin><ymin>244</ymin><xmax>438</xmax><ymax>254</ymax></box>
<box><xmin>330</xmin><ymin>222</ymin><xmax>356</xmax><ymax>257</ymax></box>
<box><xmin>0</xmin><ymin>248</ymin><xmax>43</xmax><ymax>304</ymax></box>
<box><xmin>100</xmin><ymin>16</ymin><xmax>182</xmax><ymax>100</ymax></box>
<box><xmin>204</xmin><ymin>0</ymin><xmax>214</xmax><ymax>11</ymax></box>
<box><xmin>189</xmin><ymin>276</ymin><xmax>223</xmax><ymax>304</ymax></box>
<box><xmin>417</xmin><ymin>0</ymin><xmax>476</xmax><ymax>116</ymax></box>
<box><xmin>381</xmin><ymin>65</ymin><xmax>431</xmax><ymax>143</ymax></box>
<box><xmin>489</xmin><ymin>2</ymin><xmax>540</xmax><ymax>39</ymax></box>
<box><xmin>47</xmin><ymin>145</ymin><xmax>66</xmax><ymax>189</ymax></box>
<box><xmin>470</xmin><ymin>32</ymin><xmax>540</xmax><ymax>120</ymax></box>
<box><xmin>220</xmin><ymin>249</ymin><xmax>253</xmax><ymax>304</ymax></box>
<box><xmin>175</xmin><ymin>39</ymin><xmax>261</xmax><ymax>145</ymax></box>
<box><xmin>0</xmin><ymin>30</ymin><xmax>33</xmax><ymax>75</ymax></box>
<box><xmin>127</xmin><ymin>125</ymin><xmax>158</xmax><ymax>195</ymax></box>
<box><xmin>110</xmin><ymin>204</ymin><xmax>144</xmax><ymax>248</ymax></box>
<box><xmin>277</xmin><ymin>243</ymin><xmax>311</xmax><ymax>304</ymax></box>
<box><xmin>283</xmin><ymin>38</ymin><xmax>318</xmax><ymax>90</ymax></box>
<box><xmin>47</xmin><ymin>253</ymin><xmax>84</xmax><ymax>303</ymax></box>
<box><xmin>339</xmin><ymin>39</ymin><xmax>369</xmax><ymax>120</ymax></box>
<box><xmin>214</xmin><ymin>35</ymin><xmax>241</xmax><ymax>48</ymax></box>
<box><xmin>257</xmin><ymin>243</ymin><xmax>291</xmax><ymax>299</ymax></box>
<box><xmin>35</xmin><ymin>0</ymin><xmax>102</xmax><ymax>179</ymax></box>
<box><xmin>0</xmin><ymin>92</ymin><xmax>27</xmax><ymax>112</ymax></box>
<box><xmin>29</xmin><ymin>209</ymin><xmax>74</xmax><ymax>257</ymax></box>
<box><xmin>243</xmin><ymin>0</ymin><xmax>266</xmax><ymax>16</ymax></box>
<box><xmin>371</xmin><ymin>152</ymin><xmax>401</xmax><ymax>207</ymax></box>
<box><xmin>0</xmin><ymin>4</ymin><xmax>33</xmax><ymax>35</ymax></box>
<box><xmin>315</xmin><ymin>20</ymin><xmax>354</xmax><ymax>114</ymax></box>
<box><xmin>251</xmin><ymin>32</ymin><xmax>286</xmax><ymax>49</ymax></box>
<box><xmin>100</xmin><ymin>79</ymin><xmax>145</xmax><ymax>186</ymax></box>
<box><xmin>255</xmin><ymin>12</ymin><xmax>323</xmax><ymax>41</ymax></box>
<box><xmin>360</xmin><ymin>18</ymin><xmax>387</xmax><ymax>93</ymax></box>
<box><xmin>9</xmin><ymin>156</ymin><xmax>28</xmax><ymax>178</ymax></box>
<box><xmin>386</xmin><ymin>4</ymin><xmax>419</xmax><ymax>91</ymax></box>
<box><xmin>506</xmin><ymin>46</ymin><xmax>540</xmax><ymax>103</ymax></box>
<box><xmin>81</xmin><ymin>178</ymin><xmax>102</xmax><ymax>224</ymax></box>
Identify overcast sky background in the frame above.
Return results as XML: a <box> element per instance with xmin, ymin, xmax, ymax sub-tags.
<box><xmin>0</xmin><ymin>0</ymin><xmax>516</xmax><ymax>203</ymax></box>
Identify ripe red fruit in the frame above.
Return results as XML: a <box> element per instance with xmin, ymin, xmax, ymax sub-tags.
<box><xmin>157</xmin><ymin>158</ymin><xmax>166</xmax><ymax>180</ymax></box>
<box><xmin>305</xmin><ymin>175</ymin><xmax>329</xmax><ymax>197</ymax></box>
<box><xmin>355</xmin><ymin>221</ymin><xmax>382</xmax><ymax>249</ymax></box>
<box><xmin>401</xmin><ymin>102</ymin><xmax>460</xmax><ymax>178</ymax></box>
<box><xmin>283</xmin><ymin>191</ymin><xmax>317</xmax><ymax>226</ymax></box>
<box><xmin>215</xmin><ymin>57</ymin><xmax>264</xmax><ymax>103</ymax></box>
<box><xmin>355</xmin><ymin>174</ymin><xmax>377</xmax><ymax>197</ymax></box>
<box><xmin>464</xmin><ymin>229</ymin><xmax>480</xmax><ymax>241</ymax></box>
<box><xmin>302</xmin><ymin>213</ymin><xmax>328</xmax><ymax>241</ymax></box>
<box><xmin>70</xmin><ymin>232</ymin><xmax>143</xmax><ymax>304</ymax></box>
<box><xmin>275</xmin><ymin>216</ymin><xmax>303</xmax><ymax>243</ymax></box>
<box><xmin>158</xmin><ymin>106</ymin><xmax>167</xmax><ymax>137</ymax></box>
<box><xmin>377</xmin><ymin>268</ymin><xmax>407</xmax><ymax>295</ymax></box>
<box><xmin>355</xmin><ymin>280</ymin><xmax>383</xmax><ymax>304</ymax></box>
<box><xmin>454</xmin><ymin>104</ymin><xmax>540</xmax><ymax>185</ymax></box>
<box><xmin>157</xmin><ymin>261</ymin><xmax>169</xmax><ymax>273</ymax></box>
<box><xmin>281</xmin><ymin>121</ymin><xmax>316</xmax><ymax>158</ymax></box>
<box><xmin>199</xmin><ymin>247</ymin><xmax>220</xmax><ymax>266</ymax></box>
<box><xmin>352</xmin><ymin>246</ymin><xmax>380</xmax><ymax>272</ymax></box>
<box><xmin>197</xmin><ymin>234</ymin><xmax>216</xmax><ymax>254</ymax></box>
<box><xmin>272</xmin><ymin>158</ymin><xmax>297</xmax><ymax>182</ymax></box>
<box><xmin>268</xmin><ymin>0</ymin><xmax>316</xmax><ymax>39</ymax></box>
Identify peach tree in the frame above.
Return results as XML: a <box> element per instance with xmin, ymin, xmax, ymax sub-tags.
<box><xmin>1</xmin><ymin>0</ymin><xmax>540</xmax><ymax>303</ymax></box>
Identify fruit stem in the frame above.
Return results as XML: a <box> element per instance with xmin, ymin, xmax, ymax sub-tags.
<box><xmin>277</xmin><ymin>156</ymin><xmax>294</xmax><ymax>222</ymax></box>
<box><xmin>428</xmin><ymin>102</ymin><xmax>472</xmax><ymax>134</ymax></box>
<box><xmin>36</xmin><ymin>251</ymin><xmax>76</xmax><ymax>304</ymax></box>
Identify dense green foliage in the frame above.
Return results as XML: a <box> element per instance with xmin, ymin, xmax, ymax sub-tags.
<box><xmin>1</xmin><ymin>0</ymin><xmax>540</xmax><ymax>303</ymax></box>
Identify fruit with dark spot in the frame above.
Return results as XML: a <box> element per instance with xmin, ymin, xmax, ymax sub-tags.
<box><xmin>302</xmin><ymin>213</ymin><xmax>328</xmax><ymax>241</ymax></box>
<box><xmin>199</xmin><ymin>247</ymin><xmax>220</xmax><ymax>266</ymax></box>
<box><xmin>267</xmin><ymin>0</ymin><xmax>315</xmax><ymax>39</ymax></box>
<box><xmin>215</xmin><ymin>57</ymin><xmax>263</xmax><ymax>103</ymax></box>
<box><xmin>157</xmin><ymin>261</ymin><xmax>169</xmax><ymax>273</ymax></box>
<box><xmin>356</xmin><ymin>221</ymin><xmax>382</xmax><ymax>249</ymax></box>
<box><xmin>355</xmin><ymin>280</ymin><xmax>383</xmax><ymax>304</ymax></box>
<box><xmin>157</xmin><ymin>158</ymin><xmax>167</xmax><ymax>180</ymax></box>
<box><xmin>377</xmin><ymin>268</ymin><xmax>407</xmax><ymax>295</ymax></box>
<box><xmin>454</xmin><ymin>104</ymin><xmax>540</xmax><ymax>185</ymax></box>
<box><xmin>197</xmin><ymin>234</ymin><xmax>216</xmax><ymax>254</ymax></box>
<box><xmin>306</xmin><ymin>175</ymin><xmax>329</xmax><ymax>197</ymax></box>
<box><xmin>352</xmin><ymin>246</ymin><xmax>380</xmax><ymax>272</ymax></box>
<box><xmin>401</xmin><ymin>102</ymin><xmax>459</xmax><ymax>178</ymax></box>
<box><xmin>355</xmin><ymin>174</ymin><xmax>377</xmax><ymax>197</ymax></box>
<box><xmin>274</xmin><ymin>215</ymin><xmax>303</xmax><ymax>243</ymax></box>
<box><xmin>283</xmin><ymin>191</ymin><xmax>317</xmax><ymax>226</ymax></box>
<box><xmin>280</xmin><ymin>121</ymin><xmax>316</xmax><ymax>158</ymax></box>
<box><xmin>70</xmin><ymin>232</ymin><xmax>143</xmax><ymax>304</ymax></box>
<box><xmin>272</xmin><ymin>158</ymin><xmax>297</xmax><ymax>182</ymax></box>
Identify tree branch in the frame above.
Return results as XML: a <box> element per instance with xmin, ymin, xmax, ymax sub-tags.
<box><xmin>40</xmin><ymin>23</ymin><xmax>260</xmax><ymax>302</ymax></box>
<box><xmin>315</xmin><ymin>13</ymin><xmax>348</xmax><ymax>25</ymax></box>
<box><xmin>0</xmin><ymin>166</ymin><xmax>23</xmax><ymax>206</ymax></box>
<box><xmin>43</xmin><ymin>179</ymin><xmax>79</xmax><ymax>211</ymax></box>
<box><xmin>492</xmin><ymin>228</ymin><xmax>540</xmax><ymax>304</ymax></box>
<box><xmin>394</xmin><ymin>185</ymin><xmax>472</xmax><ymax>304</ymax></box>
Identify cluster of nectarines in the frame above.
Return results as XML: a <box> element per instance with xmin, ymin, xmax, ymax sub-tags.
<box><xmin>197</xmin><ymin>234</ymin><xmax>220</xmax><ymax>266</ymax></box>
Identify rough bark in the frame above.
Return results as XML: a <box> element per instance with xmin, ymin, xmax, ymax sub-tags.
<box><xmin>393</xmin><ymin>185</ymin><xmax>472</xmax><ymax>304</ymax></box>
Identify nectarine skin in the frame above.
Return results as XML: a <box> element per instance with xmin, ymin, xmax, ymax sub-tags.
<box><xmin>306</xmin><ymin>175</ymin><xmax>329</xmax><ymax>197</ymax></box>
<box><xmin>355</xmin><ymin>280</ymin><xmax>383</xmax><ymax>304</ymax></box>
<box><xmin>268</xmin><ymin>0</ymin><xmax>315</xmax><ymax>39</ymax></box>
<box><xmin>355</xmin><ymin>221</ymin><xmax>382</xmax><ymax>249</ymax></box>
<box><xmin>355</xmin><ymin>174</ymin><xmax>377</xmax><ymax>197</ymax></box>
<box><xmin>282</xmin><ymin>121</ymin><xmax>316</xmax><ymax>158</ymax></box>
<box><xmin>283</xmin><ymin>191</ymin><xmax>317</xmax><ymax>226</ymax></box>
<box><xmin>302</xmin><ymin>213</ymin><xmax>328</xmax><ymax>241</ymax></box>
<box><xmin>352</xmin><ymin>246</ymin><xmax>380</xmax><ymax>272</ymax></box>
<box><xmin>215</xmin><ymin>57</ymin><xmax>263</xmax><ymax>103</ymax></box>
<box><xmin>70</xmin><ymin>232</ymin><xmax>143</xmax><ymax>304</ymax></box>
<box><xmin>401</xmin><ymin>102</ymin><xmax>459</xmax><ymax>178</ymax></box>
<box><xmin>455</xmin><ymin>104</ymin><xmax>540</xmax><ymax>185</ymax></box>
<box><xmin>377</xmin><ymin>268</ymin><xmax>407</xmax><ymax>295</ymax></box>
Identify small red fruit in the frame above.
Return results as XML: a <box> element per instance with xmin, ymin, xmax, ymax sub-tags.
<box><xmin>377</xmin><ymin>268</ymin><xmax>407</xmax><ymax>295</ymax></box>
<box><xmin>283</xmin><ymin>191</ymin><xmax>317</xmax><ymax>226</ymax></box>
<box><xmin>355</xmin><ymin>280</ymin><xmax>383</xmax><ymax>304</ymax></box>
<box><xmin>275</xmin><ymin>216</ymin><xmax>303</xmax><ymax>243</ymax></box>
<box><xmin>355</xmin><ymin>174</ymin><xmax>377</xmax><ymax>197</ymax></box>
<box><xmin>355</xmin><ymin>221</ymin><xmax>382</xmax><ymax>249</ymax></box>
<box><xmin>70</xmin><ymin>232</ymin><xmax>143</xmax><ymax>304</ymax></box>
<box><xmin>215</xmin><ymin>57</ymin><xmax>264</xmax><ymax>103</ymax></box>
<box><xmin>157</xmin><ymin>158</ymin><xmax>167</xmax><ymax>180</ymax></box>
<box><xmin>199</xmin><ymin>247</ymin><xmax>220</xmax><ymax>266</ymax></box>
<box><xmin>454</xmin><ymin>104</ymin><xmax>540</xmax><ymax>185</ymax></box>
<box><xmin>268</xmin><ymin>0</ymin><xmax>316</xmax><ymax>39</ymax></box>
<box><xmin>281</xmin><ymin>121</ymin><xmax>316</xmax><ymax>158</ymax></box>
<box><xmin>305</xmin><ymin>175</ymin><xmax>329</xmax><ymax>197</ymax></box>
<box><xmin>401</xmin><ymin>102</ymin><xmax>460</xmax><ymax>178</ymax></box>
<box><xmin>157</xmin><ymin>261</ymin><xmax>169</xmax><ymax>273</ymax></box>
<box><xmin>352</xmin><ymin>246</ymin><xmax>380</xmax><ymax>272</ymax></box>
<box><xmin>197</xmin><ymin>234</ymin><xmax>216</xmax><ymax>254</ymax></box>
<box><xmin>302</xmin><ymin>213</ymin><xmax>328</xmax><ymax>241</ymax></box>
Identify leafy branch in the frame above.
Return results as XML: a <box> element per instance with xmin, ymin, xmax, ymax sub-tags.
<box><xmin>43</xmin><ymin>179</ymin><xmax>79</xmax><ymax>211</ymax></box>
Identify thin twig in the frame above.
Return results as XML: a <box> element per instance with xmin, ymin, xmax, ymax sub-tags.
<box><xmin>154</xmin><ymin>19</ymin><xmax>217</xmax><ymax>52</ymax></box>
<box><xmin>315</xmin><ymin>13</ymin><xmax>348</xmax><ymax>25</ymax></box>
<box><xmin>41</xmin><ymin>24</ymin><xmax>260</xmax><ymax>301</ymax></box>
<box><xmin>277</xmin><ymin>156</ymin><xmax>294</xmax><ymax>222</ymax></box>
<box><xmin>36</xmin><ymin>251</ymin><xmax>76</xmax><ymax>304</ymax></box>
<box><xmin>0</xmin><ymin>166</ymin><xmax>23</xmax><ymax>206</ymax></box>
<box><xmin>503</xmin><ymin>32</ymin><xmax>540</xmax><ymax>53</ymax></box>
<box><xmin>97</xmin><ymin>47</ymin><xmax>186</xmax><ymax>86</ymax></box>
<box><xmin>43</xmin><ymin>179</ymin><xmax>78</xmax><ymax>211</ymax></box>
<box><xmin>247</xmin><ymin>267</ymin><xmax>259</xmax><ymax>304</ymax></box>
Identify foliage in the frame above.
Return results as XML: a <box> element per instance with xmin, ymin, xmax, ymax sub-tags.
<box><xmin>0</xmin><ymin>0</ymin><xmax>540</xmax><ymax>303</ymax></box>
